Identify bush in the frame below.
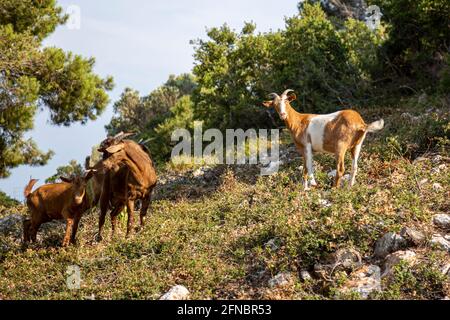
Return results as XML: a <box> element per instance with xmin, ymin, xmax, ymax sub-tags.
<box><xmin>0</xmin><ymin>191</ymin><xmax>19</xmax><ymax>208</ymax></box>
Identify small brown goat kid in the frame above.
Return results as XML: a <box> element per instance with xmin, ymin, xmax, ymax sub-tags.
<box><xmin>23</xmin><ymin>170</ymin><xmax>96</xmax><ymax>247</ymax></box>
<box><xmin>263</xmin><ymin>90</ymin><xmax>384</xmax><ymax>189</ymax></box>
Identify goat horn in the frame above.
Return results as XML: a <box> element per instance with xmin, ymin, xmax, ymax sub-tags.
<box><xmin>117</xmin><ymin>132</ymin><xmax>135</xmax><ymax>141</ymax></box>
<box><xmin>112</xmin><ymin>132</ymin><xmax>135</xmax><ymax>142</ymax></box>
<box><xmin>281</xmin><ymin>89</ymin><xmax>294</xmax><ymax>97</ymax></box>
<box><xmin>268</xmin><ymin>93</ymin><xmax>280</xmax><ymax>100</ymax></box>
<box><xmin>112</xmin><ymin>131</ymin><xmax>124</xmax><ymax>139</ymax></box>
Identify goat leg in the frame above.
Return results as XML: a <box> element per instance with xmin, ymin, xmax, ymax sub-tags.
<box><xmin>62</xmin><ymin>218</ymin><xmax>74</xmax><ymax>247</ymax></box>
<box><xmin>138</xmin><ymin>194</ymin><xmax>151</xmax><ymax>230</ymax></box>
<box><xmin>70</xmin><ymin>214</ymin><xmax>82</xmax><ymax>245</ymax></box>
<box><xmin>126</xmin><ymin>200</ymin><xmax>135</xmax><ymax>238</ymax></box>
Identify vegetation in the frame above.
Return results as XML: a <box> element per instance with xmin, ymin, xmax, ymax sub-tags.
<box><xmin>0</xmin><ymin>0</ymin><xmax>114</xmax><ymax>178</ymax></box>
<box><xmin>0</xmin><ymin>1</ymin><xmax>449</xmax><ymax>300</ymax></box>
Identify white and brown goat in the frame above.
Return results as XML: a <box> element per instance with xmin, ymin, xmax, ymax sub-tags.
<box><xmin>263</xmin><ymin>89</ymin><xmax>384</xmax><ymax>189</ymax></box>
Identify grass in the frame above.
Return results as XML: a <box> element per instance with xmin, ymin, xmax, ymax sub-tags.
<box><xmin>0</xmin><ymin>95</ymin><xmax>449</xmax><ymax>300</ymax></box>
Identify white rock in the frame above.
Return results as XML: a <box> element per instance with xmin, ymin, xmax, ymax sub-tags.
<box><xmin>441</xmin><ymin>263</ymin><xmax>450</xmax><ymax>277</ymax></box>
<box><xmin>192</xmin><ymin>168</ymin><xmax>205</xmax><ymax>178</ymax></box>
<box><xmin>339</xmin><ymin>265</ymin><xmax>381</xmax><ymax>299</ymax></box>
<box><xmin>430</xmin><ymin>234</ymin><xmax>450</xmax><ymax>252</ymax></box>
<box><xmin>382</xmin><ymin>250</ymin><xmax>417</xmax><ymax>278</ymax></box>
<box><xmin>268</xmin><ymin>272</ymin><xmax>293</xmax><ymax>288</ymax></box>
<box><xmin>431</xmin><ymin>164</ymin><xmax>446</xmax><ymax>174</ymax></box>
<box><xmin>432</xmin><ymin>214</ymin><xmax>450</xmax><ymax>230</ymax></box>
<box><xmin>318</xmin><ymin>199</ymin><xmax>332</xmax><ymax>208</ymax></box>
<box><xmin>432</xmin><ymin>183</ymin><xmax>443</xmax><ymax>191</ymax></box>
<box><xmin>300</xmin><ymin>270</ymin><xmax>312</xmax><ymax>281</ymax></box>
<box><xmin>160</xmin><ymin>285</ymin><xmax>190</xmax><ymax>300</ymax></box>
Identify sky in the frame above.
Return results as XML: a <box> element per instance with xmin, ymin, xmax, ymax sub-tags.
<box><xmin>0</xmin><ymin>0</ymin><xmax>298</xmax><ymax>200</ymax></box>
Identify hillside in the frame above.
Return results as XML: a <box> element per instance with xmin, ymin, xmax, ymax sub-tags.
<box><xmin>0</xmin><ymin>96</ymin><xmax>448</xmax><ymax>300</ymax></box>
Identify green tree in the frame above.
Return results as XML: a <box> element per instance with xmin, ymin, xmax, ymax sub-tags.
<box><xmin>45</xmin><ymin>159</ymin><xmax>83</xmax><ymax>183</ymax></box>
<box><xmin>0</xmin><ymin>190</ymin><xmax>20</xmax><ymax>207</ymax></box>
<box><xmin>106</xmin><ymin>74</ymin><xmax>196</xmax><ymax>161</ymax></box>
<box><xmin>192</xmin><ymin>22</ymin><xmax>280</xmax><ymax>130</ymax></box>
<box><xmin>0</xmin><ymin>0</ymin><xmax>114</xmax><ymax>178</ymax></box>
<box><xmin>369</xmin><ymin>0</ymin><xmax>450</xmax><ymax>86</ymax></box>
<box><xmin>275</xmin><ymin>3</ymin><xmax>383</xmax><ymax>112</ymax></box>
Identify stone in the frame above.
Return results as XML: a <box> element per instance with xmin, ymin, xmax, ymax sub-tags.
<box><xmin>0</xmin><ymin>214</ymin><xmax>23</xmax><ymax>234</ymax></box>
<box><xmin>268</xmin><ymin>272</ymin><xmax>293</xmax><ymax>288</ymax></box>
<box><xmin>192</xmin><ymin>168</ymin><xmax>205</xmax><ymax>178</ymax></box>
<box><xmin>318</xmin><ymin>199</ymin><xmax>332</xmax><ymax>208</ymax></box>
<box><xmin>374</xmin><ymin>232</ymin><xmax>407</xmax><ymax>259</ymax></box>
<box><xmin>160</xmin><ymin>285</ymin><xmax>190</xmax><ymax>300</ymax></box>
<box><xmin>300</xmin><ymin>270</ymin><xmax>312</xmax><ymax>281</ymax></box>
<box><xmin>382</xmin><ymin>250</ymin><xmax>417</xmax><ymax>278</ymax></box>
<box><xmin>314</xmin><ymin>248</ymin><xmax>362</xmax><ymax>279</ymax></box>
<box><xmin>265</xmin><ymin>239</ymin><xmax>279</xmax><ymax>252</ymax></box>
<box><xmin>432</xmin><ymin>214</ymin><xmax>450</xmax><ymax>230</ymax></box>
<box><xmin>430</xmin><ymin>234</ymin><xmax>450</xmax><ymax>252</ymax></box>
<box><xmin>338</xmin><ymin>265</ymin><xmax>381</xmax><ymax>299</ymax></box>
<box><xmin>400</xmin><ymin>227</ymin><xmax>426</xmax><ymax>245</ymax></box>
<box><xmin>332</xmin><ymin>248</ymin><xmax>362</xmax><ymax>270</ymax></box>
<box><xmin>432</xmin><ymin>183</ymin><xmax>443</xmax><ymax>191</ymax></box>
<box><xmin>441</xmin><ymin>263</ymin><xmax>450</xmax><ymax>277</ymax></box>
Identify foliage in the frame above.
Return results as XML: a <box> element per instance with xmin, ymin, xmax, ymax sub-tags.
<box><xmin>45</xmin><ymin>160</ymin><xmax>84</xmax><ymax>183</ymax></box>
<box><xmin>190</xmin><ymin>3</ymin><xmax>384</xmax><ymax>131</ymax></box>
<box><xmin>1</xmin><ymin>106</ymin><xmax>449</xmax><ymax>299</ymax></box>
<box><xmin>106</xmin><ymin>74</ymin><xmax>196</xmax><ymax>161</ymax></box>
<box><xmin>0</xmin><ymin>0</ymin><xmax>114</xmax><ymax>178</ymax></box>
<box><xmin>191</xmin><ymin>22</ymin><xmax>280</xmax><ymax>129</ymax></box>
<box><xmin>0</xmin><ymin>190</ymin><xmax>19</xmax><ymax>207</ymax></box>
<box><xmin>369</xmin><ymin>0</ymin><xmax>450</xmax><ymax>87</ymax></box>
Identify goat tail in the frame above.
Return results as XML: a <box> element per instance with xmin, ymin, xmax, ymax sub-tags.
<box><xmin>366</xmin><ymin>119</ymin><xmax>384</xmax><ymax>133</ymax></box>
<box><xmin>24</xmin><ymin>179</ymin><xmax>38</xmax><ymax>198</ymax></box>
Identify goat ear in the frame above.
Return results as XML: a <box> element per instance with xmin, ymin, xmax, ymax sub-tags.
<box><xmin>105</xmin><ymin>143</ymin><xmax>124</xmax><ymax>154</ymax></box>
<box><xmin>263</xmin><ymin>101</ymin><xmax>273</xmax><ymax>108</ymax></box>
<box><xmin>287</xmin><ymin>93</ymin><xmax>297</xmax><ymax>102</ymax></box>
<box><xmin>84</xmin><ymin>156</ymin><xmax>91</xmax><ymax>169</ymax></box>
<box><xmin>84</xmin><ymin>169</ymin><xmax>97</xmax><ymax>181</ymax></box>
<box><xmin>60</xmin><ymin>176</ymin><xmax>73</xmax><ymax>183</ymax></box>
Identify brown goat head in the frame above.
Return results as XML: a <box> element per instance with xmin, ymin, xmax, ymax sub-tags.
<box><xmin>98</xmin><ymin>132</ymin><xmax>135</xmax><ymax>154</ymax></box>
<box><xmin>60</xmin><ymin>170</ymin><xmax>97</xmax><ymax>205</ymax></box>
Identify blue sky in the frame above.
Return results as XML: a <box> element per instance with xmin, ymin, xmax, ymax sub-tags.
<box><xmin>0</xmin><ymin>0</ymin><xmax>298</xmax><ymax>200</ymax></box>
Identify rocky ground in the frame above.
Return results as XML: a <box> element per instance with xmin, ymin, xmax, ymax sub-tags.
<box><xmin>0</xmin><ymin>101</ymin><xmax>449</xmax><ymax>300</ymax></box>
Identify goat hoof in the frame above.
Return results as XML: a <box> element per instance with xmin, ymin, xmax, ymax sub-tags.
<box><xmin>94</xmin><ymin>233</ymin><xmax>103</xmax><ymax>242</ymax></box>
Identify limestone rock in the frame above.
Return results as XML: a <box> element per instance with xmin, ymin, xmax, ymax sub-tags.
<box><xmin>374</xmin><ymin>232</ymin><xmax>407</xmax><ymax>259</ymax></box>
<box><xmin>382</xmin><ymin>250</ymin><xmax>417</xmax><ymax>278</ymax></box>
<box><xmin>400</xmin><ymin>227</ymin><xmax>426</xmax><ymax>245</ymax></box>
<box><xmin>339</xmin><ymin>265</ymin><xmax>381</xmax><ymax>299</ymax></box>
<box><xmin>432</xmin><ymin>214</ymin><xmax>450</xmax><ymax>230</ymax></box>
<box><xmin>268</xmin><ymin>272</ymin><xmax>293</xmax><ymax>288</ymax></box>
<box><xmin>160</xmin><ymin>285</ymin><xmax>190</xmax><ymax>300</ymax></box>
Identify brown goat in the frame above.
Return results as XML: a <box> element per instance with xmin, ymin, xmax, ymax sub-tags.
<box><xmin>93</xmin><ymin>134</ymin><xmax>157</xmax><ymax>240</ymax></box>
<box><xmin>23</xmin><ymin>170</ymin><xmax>96</xmax><ymax>247</ymax></box>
